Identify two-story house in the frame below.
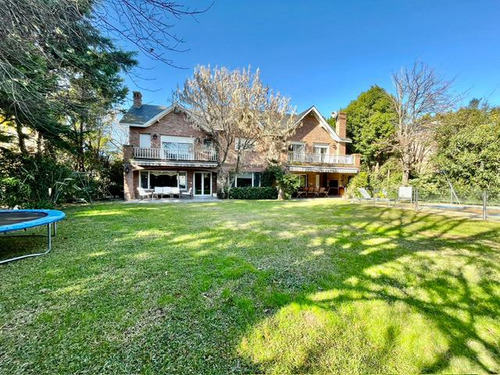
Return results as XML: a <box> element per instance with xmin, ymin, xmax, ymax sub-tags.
<box><xmin>121</xmin><ymin>92</ymin><xmax>360</xmax><ymax>200</ymax></box>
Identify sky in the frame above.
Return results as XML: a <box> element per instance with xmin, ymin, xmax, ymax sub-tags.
<box><xmin>117</xmin><ymin>0</ymin><xmax>500</xmax><ymax>116</ymax></box>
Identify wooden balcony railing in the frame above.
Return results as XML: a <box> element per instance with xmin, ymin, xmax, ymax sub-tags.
<box><xmin>133</xmin><ymin>147</ymin><xmax>217</xmax><ymax>162</ymax></box>
<box><xmin>287</xmin><ymin>152</ymin><xmax>355</xmax><ymax>165</ymax></box>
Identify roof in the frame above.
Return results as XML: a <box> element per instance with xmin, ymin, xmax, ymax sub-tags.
<box><xmin>291</xmin><ymin>106</ymin><xmax>352</xmax><ymax>143</ymax></box>
<box><xmin>119</xmin><ymin>102</ymin><xmax>352</xmax><ymax>144</ymax></box>
<box><xmin>119</xmin><ymin>104</ymin><xmax>169</xmax><ymax>127</ymax></box>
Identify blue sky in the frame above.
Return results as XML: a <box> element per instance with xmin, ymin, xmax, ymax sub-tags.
<box><xmin>118</xmin><ymin>0</ymin><xmax>500</xmax><ymax>116</ymax></box>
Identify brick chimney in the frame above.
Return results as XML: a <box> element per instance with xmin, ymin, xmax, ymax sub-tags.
<box><xmin>335</xmin><ymin>112</ymin><xmax>347</xmax><ymax>139</ymax></box>
<box><xmin>133</xmin><ymin>91</ymin><xmax>142</xmax><ymax>108</ymax></box>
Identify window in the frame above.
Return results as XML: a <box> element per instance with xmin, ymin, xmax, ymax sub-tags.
<box><xmin>234</xmin><ymin>172</ymin><xmax>260</xmax><ymax>187</ymax></box>
<box><xmin>139</xmin><ymin>171</ymin><xmax>187</xmax><ymax>190</ymax></box>
<box><xmin>289</xmin><ymin>142</ymin><xmax>305</xmax><ymax>162</ymax></box>
<box><xmin>140</xmin><ymin>171</ymin><xmax>149</xmax><ymax>188</ymax></box>
<box><xmin>160</xmin><ymin>136</ymin><xmax>194</xmax><ymax>160</ymax></box>
<box><xmin>178</xmin><ymin>172</ymin><xmax>187</xmax><ymax>190</ymax></box>
<box><xmin>253</xmin><ymin>172</ymin><xmax>262</xmax><ymax>187</ymax></box>
<box><xmin>313</xmin><ymin>144</ymin><xmax>329</xmax><ymax>162</ymax></box>
<box><xmin>235</xmin><ymin>173</ymin><xmax>253</xmax><ymax>187</ymax></box>
<box><xmin>163</xmin><ymin>142</ymin><xmax>193</xmax><ymax>159</ymax></box>
<box><xmin>139</xmin><ymin>134</ymin><xmax>151</xmax><ymax>148</ymax></box>
<box><xmin>235</xmin><ymin>138</ymin><xmax>255</xmax><ymax>151</ymax></box>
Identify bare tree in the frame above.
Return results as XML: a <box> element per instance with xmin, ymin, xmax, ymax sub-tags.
<box><xmin>175</xmin><ymin>65</ymin><xmax>296</xmax><ymax>191</ymax></box>
<box><xmin>391</xmin><ymin>62</ymin><xmax>454</xmax><ymax>184</ymax></box>
<box><xmin>93</xmin><ymin>0</ymin><xmax>212</xmax><ymax>67</ymax></box>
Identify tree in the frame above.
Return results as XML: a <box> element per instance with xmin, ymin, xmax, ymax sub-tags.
<box><xmin>0</xmin><ymin>0</ymin><xmax>136</xmax><ymax>163</ymax></box>
<box><xmin>333</xmin><ymin>86</ymin><xmax>396</xmax><ymax>170</ymax></box>
<box><xmin>175</xmin><ymin>65</ymin><xmax>296</xmax><ymax>191</ymax></box>
<box><xmin>390</xmin><ymin>62</ymin><xmax>454</xmax><ymax>185</ymax></box>
<box><xmin>93</xmin><ymin>0</ymin><xmax>212</xmax><ymax>67</ymax></box>
<box><xmin>434</xmin><ymin>102</ymin><xmax>500</xmax><ymax>191</ymax></box>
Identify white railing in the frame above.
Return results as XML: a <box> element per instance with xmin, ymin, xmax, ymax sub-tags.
<box><xmin>287</xmin><ymin>152</ymin><xmax>354</xmax><ymax>165</ymax></box>
<box><xmin>133</xmin><ymin>147</ymin><xmax>217</xmax><ymax>162</ymax></box>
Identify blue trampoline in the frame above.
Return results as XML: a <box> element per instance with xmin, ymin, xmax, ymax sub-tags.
<box><xmin>0</xmin><ymin>209</ymin><xmax>65</xmax><ymax>264</ymax></box>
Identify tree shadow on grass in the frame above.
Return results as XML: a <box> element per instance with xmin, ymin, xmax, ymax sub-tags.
<box><xmin>1</xmin><ymin>201</ymin><xmax>499</xmax><ymax>373</ymax></box>
<box><xmin>235</xmin><ymin>204</ymin><xmax>500</xmax><ymax>373</ymax></box>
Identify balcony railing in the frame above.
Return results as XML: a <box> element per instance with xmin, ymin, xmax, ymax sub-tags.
<box><xmin>133</xmin><ymin>147</ymin><xmax>217</xmax><ymax>162</ymax></box>
<box><xmin>288</xmin><ymin>152</ymin><xmax>354</xmax><ymax>165</ymax></box>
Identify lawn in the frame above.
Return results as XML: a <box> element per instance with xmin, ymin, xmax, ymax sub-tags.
<box><xmin>0</xmin><ymin>200</ymin><xmax>499</xmax><ymax>374</ymax></box>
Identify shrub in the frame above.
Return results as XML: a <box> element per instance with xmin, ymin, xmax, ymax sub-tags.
<box><xmin>277</xmin><ymin>173</ymin><xmax>301</xmax><ymax>200</ymax></box>
<box><xmin>262</xmin><ymin>165</ymin><xmax>301</xmax><ymax>200</ymax></box>
<box><xmin>0</xmin><ymin>152</ymin><xmax>121</xmax><ymax>208</ymax></box>
<box><xmin>226</xmin><ymin>187</ymin><xmax>278</xmax><ymax>200</ymax></box>
<box><xmin>345</xmin><ymin>171</ymin><xmax>369</xmax><ymax>198</ymax></box>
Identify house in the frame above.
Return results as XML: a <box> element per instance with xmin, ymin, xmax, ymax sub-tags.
<box><xmin>121</xmin><ymin>92</ymin><xmax>361</xmax><ymax>200</ymax></box>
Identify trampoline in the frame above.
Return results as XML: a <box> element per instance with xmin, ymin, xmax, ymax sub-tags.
<box><xmin>0</xmin><ymin>209</ymin><xmax>65</xmax><ymax>264</ymax></box>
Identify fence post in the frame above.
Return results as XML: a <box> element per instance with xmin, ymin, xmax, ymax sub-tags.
<box><xmin>414</xmin><ymin>188</ymin><xmax>419</xmax><ymax>211</ymax></box>
<box><xmin>482</xmin><ymin>190</ymin><xmax>487</xmax><ymax>220</ymax></box>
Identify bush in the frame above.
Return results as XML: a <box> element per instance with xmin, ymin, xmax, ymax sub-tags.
<box><xmin>345</xmin><ymin>171</ymin><xmax>369</xmax><ymax>198</ymax></box>
<box><xmin>277</xmin><ymin>173</ymin><xmax>301</xmax><ymax>200</ymax></box>
<box><xmin>262</xmin><ymin>164</ymin><xmax>301</xmax><ymax>200</ymax></box>
<box><xmin>226</xmin><ymin>187</ymin><xmax>278</xmax><ymax>200</ymax></box>
<box><xmin>0</xmin><ymin>151</ymin><xmax>121</xmax><ymax>208</ymax></box>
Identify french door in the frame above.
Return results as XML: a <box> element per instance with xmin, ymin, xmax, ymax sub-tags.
<box><xmin>194</xmin><ymin>172</ymin><xmax>212</xmax><ymax>196</ymax></box>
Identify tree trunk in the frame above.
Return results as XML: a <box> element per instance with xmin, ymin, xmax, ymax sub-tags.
<box><xmin>15</xmin><ymin>119</ymin><xmax>27</xmax><ymax>155</ymax></box>
<box><xmin>277</xmin><ymin>186</ymin><xmax>285</xmax><ymax>200</ymax></box>
<box><xmin>402</xmin><ymin>168</ymin><xmax>410</xmax><ymax>185</ymax></box>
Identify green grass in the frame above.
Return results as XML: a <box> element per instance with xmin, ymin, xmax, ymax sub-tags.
<box><xmin>0</xmin><ymin>200</ymin><xmax>499</xmax><ymax>374</ymax></box>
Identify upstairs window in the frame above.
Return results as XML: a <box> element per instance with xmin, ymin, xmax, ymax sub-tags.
<box><xmin>139</xmin><ymin>134</ymin><xmax>151</xmax><ymax>148</ymax></box>
<box><xmin>289</xmin><ymin>142</ymin><xmax>305</xmax><ymax>154</ymax></box>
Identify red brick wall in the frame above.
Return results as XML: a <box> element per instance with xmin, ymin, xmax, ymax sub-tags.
<box><xmin>129</xmin><ymin>111</ymin><xmax>208</xmax><ymax>149</ymax></box>
<box><xmin>288</xmin><ymin>113</ymin><xmax>346</xmax><ymax>156</ymax></box>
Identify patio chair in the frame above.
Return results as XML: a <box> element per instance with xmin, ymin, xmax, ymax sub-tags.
<box><xmin>319</xmin><ymin>187</ymin><xmax>330</xmax><ymax>198</ymax></box>
<box><xmin>296</xmin><ymin>188</ymin><xmax>307</xmax><ymax>198</ymax></box>
<box><xmin>137</xmin><ymin>187</ymin><xmax>152</xmax><ymax>200</ymax></box>
<box><xmin>308</xmin><ymin>187</ymin><xmax>320</xmax><ymax>197</ymax></box>
<box><xmin>358</xmin><ymin>187</ymin><xmax>374</xmax><ymax>201</ymax></box>
<box><xmin>180</xmin><ymin>187</ymin><xmax>193</xmax><ymax>199</ymax></box>
<box><xmin>152</xmin><ymin>186</ymin><xmax>164</xmax><ymax>199</ymax></box>
<box><xmin>171</xmin><ymin>187</ymin><xmax>180</xmax><ymax>198</ymax></box>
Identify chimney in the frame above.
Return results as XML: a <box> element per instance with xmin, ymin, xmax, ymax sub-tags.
<box><xmin>133</xmin><ymin>91</ymin><xmax>142</xmax><ymax>108</ymax></box>
<box><xmin>335</xmin><ymin>112</ymin><xmax>347</xmax><ymax>139</ymax></box>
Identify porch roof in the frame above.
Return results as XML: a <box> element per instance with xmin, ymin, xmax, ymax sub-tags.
<box><xmin>287</xmin><ymin>165</ymin><xmax>359</xmax><ymax>174</ymax></box>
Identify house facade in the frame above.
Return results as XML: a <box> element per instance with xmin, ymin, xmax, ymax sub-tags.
<box><xmin>121</xmin><ymin>92</ymin><xmax>361</xmax><ymax>200</ymax></box>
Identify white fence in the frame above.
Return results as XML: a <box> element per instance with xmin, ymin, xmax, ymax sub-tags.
<box><xmin>288</xmin><ymin>152</ymin><xmax>354</xmax><ymax>165</ymax></box>
<box><xmin>133</xmin><ymin>147</ymin><xmax>217</xmax><ymax>162</ymax></box>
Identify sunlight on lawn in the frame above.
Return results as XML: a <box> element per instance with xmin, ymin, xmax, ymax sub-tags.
<box><xmin>239</xmin><ymin>242</ymin><xmax>500</xmax><ymax>374</ymax></box>
<box><xmin>1</xmin><ymin>200</ymin><xmax>498</xmax><ymax>374</ymax></box>
<box><xmin>239</xmin><ymin>300</ymin><xmax>449</xmax><ymax>374</ymax></box>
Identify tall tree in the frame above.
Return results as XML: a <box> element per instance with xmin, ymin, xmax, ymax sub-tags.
<box><xmin>332</xmin><ymin>86</ymin><xmax>396</xmax><ymax>170</ymax></box>
<box><xmin>175</xmin><ymin>65</ymin><xmax>296</xmax><ymax>190</ymax></box>
<box><xmin>0</xmin><ymin>0</ymin><xmax>136</xmax><ymax>164</ymax></box>
<box><xmin>434</xmin><ymin>102</ymin><xmax>500</xmax><ymax>191</ymax></box>
<box><xmin>390</xmin><ymin>62</ymin><xmax>454</xmax><ymax>184</ymax></box>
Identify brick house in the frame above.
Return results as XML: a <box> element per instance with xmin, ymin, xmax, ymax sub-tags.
<box><xmin>121</xmin><ymin>92</ymin><xmax>361</xmax><ymax>200</ymax></box>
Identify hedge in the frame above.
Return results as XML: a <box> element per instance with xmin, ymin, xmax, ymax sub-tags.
<box><xmin>226</xmin><ymin>186</ymin><xmax>278</xmax><ymax>200</ymax></box>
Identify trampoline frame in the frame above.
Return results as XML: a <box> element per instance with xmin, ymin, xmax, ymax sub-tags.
<box><xmin>0</xmin><ymin>209</ymin><xmax>65</xmax><ymax>264</ymax></box>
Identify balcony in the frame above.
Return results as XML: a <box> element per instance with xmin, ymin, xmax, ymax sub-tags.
<box><xmin>133</xmin><ymin>147</ymin><xmax>217</xmax><ymax>162</ymax></box>
<box><xmin>287</xmin><ymin>152</ymin><xmax>355</xmax><ymax>165</ymax></box>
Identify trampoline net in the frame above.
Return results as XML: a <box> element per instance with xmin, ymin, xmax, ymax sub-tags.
<box><xmin>0</xmin><ymin>211</ymin><xmax>48</xmax><ymax>226</ymax></box>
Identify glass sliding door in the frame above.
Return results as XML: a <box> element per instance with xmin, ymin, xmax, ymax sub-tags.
<box><xmin>194</xmin><ymin>172</ymin><xmax>212</xmax><ymax>196</ymax></box>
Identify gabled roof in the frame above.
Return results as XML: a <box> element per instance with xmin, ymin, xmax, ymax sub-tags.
<box><xmin>119</xmin><ymin>103</ymin><xmax>188</xmax><ymax>128</ymax></box>
<box><xmin>292</xmin><ymin>106</ymin><xmax>352</xmax><ymax>143</ymax></box>
<box><xmin>120</xmin><ymin>102</ymin><xmax>351</xmax><ymax>143</ymax></box>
